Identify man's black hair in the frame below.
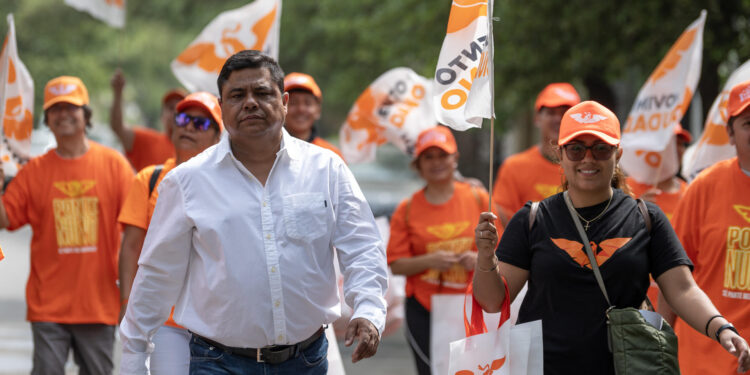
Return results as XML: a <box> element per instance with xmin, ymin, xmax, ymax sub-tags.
<box><xmin>217</xmin><ymin>50</ymin><xmax>285</xmax><ymax>98</ymax></box>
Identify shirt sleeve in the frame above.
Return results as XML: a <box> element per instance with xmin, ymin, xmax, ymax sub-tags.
<box><xmin>117</xmin><ymin>169</ymin><xmax>151</xmax><ymax>229</ymax></box>
<box><xmin>670</xmin><ymin>182</ymin><xmax>702</xmax><ymax>262</ymax></box>
<box><xmin>492</xmin><ymin>160</ymin><xmax>524</xmax><ymax>219</ymax></box>
<box><xmin>386</xmin><ymin>199</ymin><xmax>412</xmax><ymax>264</ymax></box>
<box><xmin>646</xmin><ymin>201</ymin><xmax>694</xmax><ymax>279</ymax></box>
<box><xmin>496</xmin><ymin>203</ymin><xmax>532</xmax><ymax>270</ymax></box>
<box><xmin>2</xmin><ymin>166</ymin><xmax>31</xmax><ymax>230</ymax></box>
<box><xmin>330</xmin><ymin>162</ymin><xmax>388</xmax><ymax>335</ymax></box>
<box><xmin>119</xmin><ymin>174</ymin><xmax>194</xmax><ymax>374</ymax></box>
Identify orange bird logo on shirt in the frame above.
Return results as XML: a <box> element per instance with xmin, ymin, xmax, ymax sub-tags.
<box><xmin>455</xmin><ymin>356</ymin><xmax>506</xmax><ymax>375</ymax></box>
<box><xmin>53</xmin><ymin>180</ymin><xmax>96</xmax><ymax>198</ymax></box>
<box><xmin>551</xmin><ymin>237</ymin><xmax>632</xmax><ymax>268</ymax></box>
<box><xmin>427</xmin><ymin>221</ymin><xmax>470</xmax><ymax>240</ymax></box>
<box><xmin>734</xmin><ymin>205</ymin><xmax>750</xmax><ymax>224</ymax></box>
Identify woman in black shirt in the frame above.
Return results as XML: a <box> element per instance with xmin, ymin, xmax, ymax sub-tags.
<box><xmin>472</xmin><ymin>100</ymin><xmax>750</xmax><ymax>374</ymax></box>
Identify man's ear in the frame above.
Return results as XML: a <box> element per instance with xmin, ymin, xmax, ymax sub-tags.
<box><xmin>616</xmin><ymin>147</ymin><xmax>623</xmax><ymax>162</ymax></box>
<box><xmin>727</xmin><ymin>119</ymin><xmax>736</xmax><ymax>146</ymax></box>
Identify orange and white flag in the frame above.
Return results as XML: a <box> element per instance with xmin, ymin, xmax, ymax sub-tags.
<box><xmin>64</xmin><ymin>0</ymin><xmax>125</xmax><ymax>29</ymax></box>
<box><xmin>433</xmin><ymin>0</ymin><xmax>494</xmax><ymax>131</ymax></box>
<box><xmin>682</xmin><ymin>59</ymin><xmax>750</xmax><ymax>181</ymax></box>
<box><xmin>621</xmin><ymin>10</ymin><xmax>705</xmax><ymax>185</ymax></box>
<box><xmin>171</xmin><ymin>0</ymin><xmax>281</xmax><ymax>96</ymax></box>
<box><xmin>0</xmin><ymin>14</ymin><xmax>34</xmax><ymax>177</ymax></box>
<box><xmin>340</xmin><ymin>67</ymin><xmax>435</xmax><ymax>163</ymax></box>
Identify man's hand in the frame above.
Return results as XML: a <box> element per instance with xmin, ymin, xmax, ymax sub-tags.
<box><xmin>344</xmin><ymin>317</ymin><xmax>380</xmax><ymax>363</ymax></box>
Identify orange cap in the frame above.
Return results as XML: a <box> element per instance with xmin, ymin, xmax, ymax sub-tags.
<box><xmin>535</xmin><ymin>83</ymin><xmax>581</xmax><ymax>112</ymax></box>
<box><xmin>558</xmin><ymin>101</ymin><xmax>620</xmax><ymax>146</ymax></box>
<box><xmin>162</xmin><ymin>88</ymin><xmax>188</xmax><ymax>105</ymax></box>
<box><xmin>43</xmin><ymin>76</ymin><xmax>89</xmax><ymax>110</ymax></box>
<box><xmin>284</xmin><ymin>73</ymin><xmax>322</xmax><ymax>100</ymax></box>
<box><xmin>673</xmin><ymin>123</ymin><xmax>692</xmax><ymax>144</ymax></box>
<box><xmin>728</xmin><ymin>80</ymin><xmax>750</xmax><ymax>118</ymax></box>
<box><xmin>414</xmin><ymin>126</ymin><xmax>457</xmax><ymax>157</ymax></box>
<box><xmin>176</xmin><ymin>92</ymin><xmax>224</xmax><ymax>131</ymax></box>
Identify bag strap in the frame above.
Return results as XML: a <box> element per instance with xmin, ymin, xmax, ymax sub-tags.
<box><xmin>636</xmin><ymin>198</ymin><xmax>651</xmax><ymax>233</ymax></box>
<box><xmin>148</xmin><ymin>165</ymin><xmax>164</xmax><ymax>197</ymax></box>
<box><xmin>528</xmin><ymin>201</ymin><xmax>540</xmax><ymax>231</ymax></box>
<box><xmin>463</xmin><ymin>277</ymin><xmax>511</xmax><ymax>337</ymax></box>
<box><xmin>562</xmin><ymin>191</ymin><xmax>613</xmax><ymax>308</ymax></box>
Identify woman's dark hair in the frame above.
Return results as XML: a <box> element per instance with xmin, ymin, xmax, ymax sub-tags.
<box><xmin>216</xmin><ymin>50</ymin><xmax>285</xmax><ymax>98</ymax></box>
<box><xmin>43</xmin><ymin>104</ymin><xmax>93</xmax><ymax>129</ymax></box>
<box><xmin>558</xmin><ymin>146</ymin><xmax>633</xmax><ymax>197</ymax></box>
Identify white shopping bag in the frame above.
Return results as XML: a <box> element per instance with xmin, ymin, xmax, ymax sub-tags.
<box><xmin>448</xmin><ymin>280</ymin><xmax>543</xmax><ymax>375</ymax></box>
<box><xmin>325</xmin><ymin>325</ymin><xmax>346</xmax><ymax>375</ymax></box>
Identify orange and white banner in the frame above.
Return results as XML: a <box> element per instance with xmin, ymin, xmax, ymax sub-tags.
<box><xmin>171</xmin><ymin>0</ymin><xmax>281</xmax><ymax>96</ymax></box>
<box><xmin>621</xmin><ymin>10</ymin><xmax>705</xmax><ymax>184</ymax></box>
<box><xmin>339</xmin><ymin>67</ymin><xmax>435</xmax><ymax>163</ymax></box>
<box><xmin>64</xmin><ymin>0</ymin><xmax>125</xmax><ymax>29</ymax></box>
<box><xmin>0</xmin><ymin>14</ymin><xmax>34</xmax><ymax>177</ymax></box>
<box><xmin>433</xmin><ymin>0</ymin><xmax>493</xmax><ymax>131</ymax></box>
<box><xmin>682</xmin><ymin>59</ymin><xmax>750</xmax><ymax>181</ymax></box>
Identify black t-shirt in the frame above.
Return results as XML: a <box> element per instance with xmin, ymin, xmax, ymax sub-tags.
<box><xmin>497</xmin><ymin>189</ymin><xmax>692</xmax><ymax>375</ymax></box>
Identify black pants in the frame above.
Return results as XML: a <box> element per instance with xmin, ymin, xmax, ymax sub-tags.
<box><xmin>405</xmin><ymin>297</ymin><xmax>431</xmax><ymax>375</ymax></box>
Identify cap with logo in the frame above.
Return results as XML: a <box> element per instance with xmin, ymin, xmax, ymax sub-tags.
<box><xmin>558</xmin><ymin>101</ymin><xmax>620</xmax><ymax>146</ymax></box>
<box><xmin>414</xmin><ymin>125</ymin><xmax>457</xmax><ymax>158</ymax></box>
<box><xmin>284</xmin><ymin>73</ymin><xmax>322</xmax><ymax>100</ymax></box>
<box><xmin>176</xmin><ymin>92</ymin><xmax>224</xmax><ymax>131</ymax></box>
<box><xmin>162</xmin><ymin>88</ymin><xmax>188</xmax><ymax>106</ymax></box>
<box><xmin>728</xmin><ymin>79</ymin><xmax>750</xmax><ymax>118</ymax></box>
<box><xmin>535</xmin><ymin>83</ymin><xmax>581</xmax><ymax>112</ymax></box>
<box><xmin>43</xmin><ymin>76</ymin><xmax>89</xmax><ymax>110</ymax></box>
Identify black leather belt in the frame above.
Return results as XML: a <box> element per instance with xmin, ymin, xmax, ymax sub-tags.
<box><xmin>192</xmin><ymin>326</ymin><xmax>325</xmax><ymax>365</ymax></box>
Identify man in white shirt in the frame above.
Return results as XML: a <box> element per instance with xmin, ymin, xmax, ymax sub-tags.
<box><xmin>119</xmin><ymin>50</ymin><xmax>388</xmax><ymax>374</ymax></box>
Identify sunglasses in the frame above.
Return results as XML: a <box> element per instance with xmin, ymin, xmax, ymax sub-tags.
<box><xmin>174</xmin><ymin>113</ymin><xmax>215</xmax><ymax>131</ymax></box>
<box><xmin>563</xmin><ymin>143</ymin><xmax>617</xmax><ymax>161</ymax></box>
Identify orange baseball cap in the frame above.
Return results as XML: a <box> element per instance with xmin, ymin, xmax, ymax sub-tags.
<box><xmin>673</xmin><ymin>123</ymin><xmax>692</xmax><ymax>144</ymax></box>
<box><xmin>728</xmin><ymin>79</ymin><xmax>750</xmax><ymax>118</ymax></box>
<box><xmin>535</xmin><ymin>83</ymin><xmax>581</xmax><ymax>112</ymax></box>
<box><xmin>43</xmin><ymin>76</ymin><xmax>89</xmax><ymax>110</ymax></box>
<box><xmin>558</xmin><ymin>101</ymin><xmax>620</xmax><ymax>146</ymax></box>
<box><xmin>284</xmin><ymin>73</ymin><xmax>322</xmax><ymax>100</ymax></box>
<box><xmin>414</xmin><ymin>126</ymin><xmax>457</xmax><ymax>157</ymax></box>
<box><xmin>176</xmin><ymin>92</ymin><xmax>224</xmax><ymax>131</ymax></box>
<box><xmin>162</xmin><ymin>88</ymin><xmax>188</xmax><ymax>105</ymax></box>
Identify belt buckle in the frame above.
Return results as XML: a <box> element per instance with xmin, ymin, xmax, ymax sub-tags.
<box><xmin>256</xmin><ymin>348</ymin><xmax>264</xmax><ymax>363</ymax></box>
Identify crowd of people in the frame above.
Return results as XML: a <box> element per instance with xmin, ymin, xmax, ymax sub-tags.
<box><xmin>0</xmin><ymin>49</ymin><xmax>749</xmax><ymax>375</ymax></box>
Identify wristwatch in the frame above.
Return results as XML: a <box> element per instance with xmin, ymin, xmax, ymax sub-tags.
<box><xmin>715</xmin><ymin>322</ymin><xmax>739</xmax><ymax>342</ymax></box>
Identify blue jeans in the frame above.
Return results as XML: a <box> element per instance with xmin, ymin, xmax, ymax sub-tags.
<box><xmin>189</xmin><ymin>333</ymin><xmax>328</xmax><ymax>375</ymax></box>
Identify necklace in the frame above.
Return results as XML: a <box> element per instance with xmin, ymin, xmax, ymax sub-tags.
<box><xmin>575</xmin><ymin>194</ymin><xmax>613</xmax><ymax>231</ymax></box>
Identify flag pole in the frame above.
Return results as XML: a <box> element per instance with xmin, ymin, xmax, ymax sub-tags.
<box><xmin>487</xmin><ymin>0</ymin><xmax>495</xmax><ymax>213</ymax></box>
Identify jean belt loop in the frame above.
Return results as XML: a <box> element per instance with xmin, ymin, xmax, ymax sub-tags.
<box><xmin>256</xmin><ymin>348</ymin><xmax>264</xmax><ymax>363</ymax></box>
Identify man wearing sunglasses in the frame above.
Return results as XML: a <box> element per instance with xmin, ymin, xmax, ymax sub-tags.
<box><xmin>120</xmin><ymin>50</ymin><xmax>387</xmax><ymax>374</ymax></box>
<box><xmin>110</xmin><ymin>69</ymin><xmax>187</xmax><ymax>171</ymax></box>
<box><xmin>118</xmin><ymin>92</ymin><xmax>222</xmax><ymax>374</ymax></box>
<box><xmin>491</xmin><ymin>83</ymin><xmax>581</xmax><ymax>223</ymax></box>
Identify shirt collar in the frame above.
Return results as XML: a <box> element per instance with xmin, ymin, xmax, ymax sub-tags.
<box><xmin>213</xmin><ymin>127</ymin><xmax>302</xmax><ymax>165</ymax></box>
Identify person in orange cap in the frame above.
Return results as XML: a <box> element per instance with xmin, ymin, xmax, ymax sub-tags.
<box><xmin>111</xmin><ymin>69</ymin><xmax>187</xmax><ymax>171</ymax></box>
<box><xmin>473</xmin><ymin>101</ymin><xmax>750</xmax><ymax>374</ymax></box>
<box><xmin>118</xmin><ymin>92</ymin><xmax>222</xmax><ymax>374</ymax></box>
<box><xmin>284</xmin><ymin>72</ymin><xmax>345</xmax><ymax>160</ymax></box>
<box><xmin>387</xmin><ymin>125</ymin><xmax>498</xmax><ymax>375</ymax></box>
<box><xmin>491</xmin><ymin>83</ymin><xmax>581</xmax><ymax>224</ymax></box>
<box><xmin>668</xmin><ymin>80</ymin><xmax>750</xmax><ymax>375</ymax></box>
<box><xmin>0</xmin><ymin>76</ymin><xmax>134</xmax><ymax>374</ymax></box>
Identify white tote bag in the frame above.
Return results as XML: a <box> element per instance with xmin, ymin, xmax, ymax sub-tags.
<box><xmin>448</xmin><ymin>280</ymin><xmax>543</xmax><ymax>375</ymax></box>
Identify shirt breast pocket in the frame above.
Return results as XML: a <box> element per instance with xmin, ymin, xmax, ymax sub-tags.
<box><xmin>283</xmin><ymin>192</ymin><xmax>329</xmax><ymax>241</ymax></box>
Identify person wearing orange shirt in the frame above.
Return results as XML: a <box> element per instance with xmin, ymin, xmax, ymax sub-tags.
<box><xmin>388</xmin><ymin>126</ymin><xmax>495</xmax><ymax>375</ymax></box>
<box><xmin>111</xmin><ymin>69</ymin><xmax>186</xmax><ymax>171</ymax></box>
<box><xmin>283</xmin><ymin>72</ymin><xmax>345</xmax><ymax>161</ymax></box>
<box><xmin>0</xmin><ymin>76</ymin><xmax>133</xmax><ymax>374</ymax></box>
<box><xmin>491</xmin><ymin>83</ymin><xmax>581</xmax><ymax>223</ymax></box>
<box><xmin>669</xmin><ymin>79</ymin><xmax>750</xmax><ymax>375</ymax></box>
<box><xmin>118</xmin><ymin>92</ymin><xmax>222</xmax><ymax>374</ymax></box>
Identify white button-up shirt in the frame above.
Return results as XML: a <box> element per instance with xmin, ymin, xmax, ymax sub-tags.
<box><xmin>119</xmin><ymin>130</ymin><xmax>388</xmax><ymax>373</ymax></box>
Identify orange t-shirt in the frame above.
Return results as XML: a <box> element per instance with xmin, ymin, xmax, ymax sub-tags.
<box><xmin>2</xmin><ymin>142</ymin><xmax>134</xmax><ymax>324</ymax></box>
<box><xmin>671</xmin><ymin>158</ymin><xmax>750</xmax><ymax>375</ymax></box>
<box><xmin>627</xmin><ymin>176</ymin><xmax>688</xmax><ymax>309</ymax></box>
<box><xmin>387</xmin><ymin>181</ymin><xmax>497</xmax><ymax>311</ymax></box>
<box><xmin>492</xmin><ymin>145</ymin><xmax>562</xmax><ymax>219</ymax></box>
<box><xmin>125</xmin><ymin>127</ymin><xmax>174</xmax><ymax>172</ymax></box>
<box><xmin>118</xmin><ymin>158</ymin><xmax>183</xmax><ymax>328</ymax></box>
<box><xmin>312</xmin><ymin>136</ymin><xmax>345</xmax><ymax>162</ymax></box>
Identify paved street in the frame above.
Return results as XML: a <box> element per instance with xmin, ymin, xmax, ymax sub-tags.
<box><xmin>0</xmin><ymin>227</ymin><xmax>416</xmax><ymax>374</ymax></box>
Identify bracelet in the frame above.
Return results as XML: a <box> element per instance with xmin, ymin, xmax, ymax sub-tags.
<box><xmin>715</xmin><ymin>323</ymin><xmax>739</xmax><ymax>342</ymax></box>
<box><xmin>477</xmin><ymin>260</ymin><xmax>498</xmax><ymax>272</ymax></box>
<box><xmin>705</xmin><ymin>314</ymin><xmax>723</xmax><ymax>337</ymax></box>
<box><xmin>705</xmin><ymin>314</ymin><xmax>724</xmax><ymax>336</ymax></box>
